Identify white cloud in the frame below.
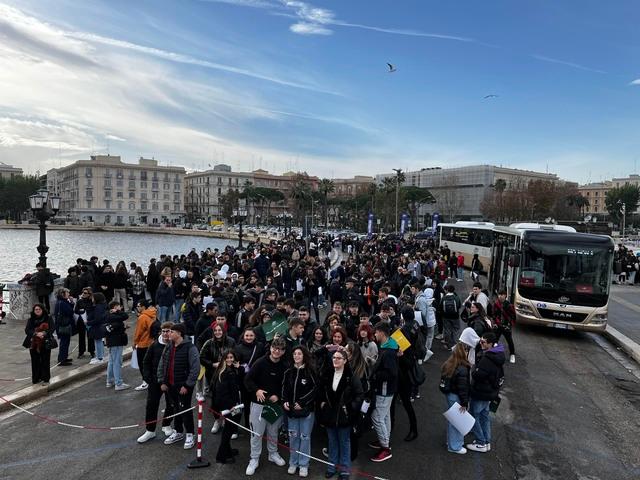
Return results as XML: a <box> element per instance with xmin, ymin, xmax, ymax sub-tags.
<box><xmin>629</xmin><ymin>79</ymin><xmax>640</xmax><ymax>86</ymax></box>
<box><xmin>0</xmin><ymin>116</ymin><xmax>95</xmax><ymax>151</ymax></box>
<box><xmin>289</xmin><ymin>22</ymin><xmax>332</xmax><ymax>35</ymax></box>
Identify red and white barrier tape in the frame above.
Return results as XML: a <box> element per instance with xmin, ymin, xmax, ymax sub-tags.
<box><xmin>0</xmin><ymin>345</ymin><xmax>79</xmax><ymax>382</ymax></box>
<box><xmin>0</xmin><ymin>391</ymin><xmax>391</xmax><ymax>480</ymax></box>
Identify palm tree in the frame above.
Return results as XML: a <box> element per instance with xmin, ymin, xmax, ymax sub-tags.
<box><xmin>289</xmin><ymin>175</ymin><xmax>312</xmax><ymax>225</ymax></box>
<box><xmin>318</xmin><ymin>178</ymin><xmax>335</xmax><ymax>228</ymax></box>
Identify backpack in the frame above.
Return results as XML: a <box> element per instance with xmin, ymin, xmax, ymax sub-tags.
<box><xmin>407</xmin><ymin>322</ymin><xmax>427</xmax><ymax>360</ymax></box>
<box><xmin>442</xmin><ymin>295</ymin><xmax>458</xmax><ymax>317</ymax></box>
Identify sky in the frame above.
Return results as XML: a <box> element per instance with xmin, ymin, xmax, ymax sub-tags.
<box><xmin>0</xmin><ymin>0</ymin><xmax>639</xmax><ymax>184</ymax></box>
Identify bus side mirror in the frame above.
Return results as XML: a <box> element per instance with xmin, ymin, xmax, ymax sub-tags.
<box><xmin>508</xmin><ymin>254</ymin><xmax>520</xmax><ymax>267</ymax></box>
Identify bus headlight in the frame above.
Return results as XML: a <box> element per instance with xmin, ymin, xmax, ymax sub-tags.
<box><xmin>516</xmin><ymin>302</ymin><xmax>533</xmax><ymax>314</ymax></box>
<box><xmin>592</xmin><ymin>313</ymin><xmax>607</xmax><ymax>324</ymax></box>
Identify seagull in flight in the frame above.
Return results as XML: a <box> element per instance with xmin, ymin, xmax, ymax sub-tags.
<box><xmin>387</xmin><ymin>63</ymin><xmax>396</xmax><ymax>73</ymax></box>
<box><xmin>483</xmin><ymin>94</ymin><xmax>499</xmax><ymax>99</ymax></box>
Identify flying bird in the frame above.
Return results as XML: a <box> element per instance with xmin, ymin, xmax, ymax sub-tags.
<box><xmin>387</xmin><ymin>63</ymin><xmax>396</xmax><ymax>73</ymax></box>
<box><xmin>483</xmin><ymin>94</ymin><xmax>499</xmax><ymax>99</ymax></box>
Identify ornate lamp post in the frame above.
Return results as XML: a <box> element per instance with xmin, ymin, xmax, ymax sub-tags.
<box><xmin>28</xmin><ymin>188</ymin><xmax>61</xmax><ymax>270</ymax></box>
<box><xmin>233</xmin><ymin>207</ymin><xmax>247</xmax><ymax>250</ymax></box>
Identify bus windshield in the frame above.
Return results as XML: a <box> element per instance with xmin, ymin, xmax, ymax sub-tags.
<box><xmin>518</xmin><ymin>237</ymin><xmax>612</xmax><ymax>307</ymax></box>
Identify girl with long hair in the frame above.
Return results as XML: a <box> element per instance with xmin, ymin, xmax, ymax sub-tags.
<box><xmin>440</xmin><ymin>342</ymin><xmax>471</xmax><ymax>454</ymax></box>
<box><xmin>211</xmin><ymin>349</ymin><xmax>242</xmax><ymax>464</ymax></box>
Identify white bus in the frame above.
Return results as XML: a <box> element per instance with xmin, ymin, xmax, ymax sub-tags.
<box><xmin>488</xmin><ymin>223</ymin><xmax>614</xmax><ymax>332</ymax></box>
<box><xmin>438</xmin><ymin>222</ymin><xmax>495</xmax><ymax>270</ymax></box>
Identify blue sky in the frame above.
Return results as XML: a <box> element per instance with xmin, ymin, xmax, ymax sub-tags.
<box><xmin>0</xmin><ymin>0</ymin><xmax>639</xmax><ymax>183</ymax></box>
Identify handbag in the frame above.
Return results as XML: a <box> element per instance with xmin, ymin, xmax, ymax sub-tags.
<box><xmin>45</xmin><ymin>336</ymin><xmax>59</xmax><ymax>350</ymax></box>
<box><xmin>408</xmin><ymin>362</ymin><xmax>426</xmax><ymax>386</ymax></box>
<box><xmin>57</xmin><ymin>325</ymin><xmax>73</xmax><ymax>337</ymax></box>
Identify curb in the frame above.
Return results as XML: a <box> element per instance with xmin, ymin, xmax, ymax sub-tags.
<box><xmin>603</xmin><ymin>326</ymin><xmax>640</xmax><ymax>365</ymax></box>
<box><xmin>0</xmin><ymin>347</ymin><xmax>133</xmax><ymax>413</ymax></box>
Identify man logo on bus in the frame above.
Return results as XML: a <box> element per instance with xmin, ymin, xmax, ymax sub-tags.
<box><xmin>558</xmin><ymin>296</ymin><xmax>571</xmax><ymax>304</ymax></box>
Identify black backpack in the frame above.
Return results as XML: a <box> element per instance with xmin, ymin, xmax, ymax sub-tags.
<box><xmin>442</xmin><ymin>295</ymin><xmax>458</xmax><ymax>317</ymax></box>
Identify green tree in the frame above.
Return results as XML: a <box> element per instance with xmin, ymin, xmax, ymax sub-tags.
<box><xmin>318</xmin><ymin>178</ymin><xmax>335</xmax><ymax>227</ymax></box>
<box><xmin>0</xmin><ymin>175</ymin><xmax>41</xmax><ymax>221</ymax></box>
<box><xmin>220</xmin><ymin>189</ymin><xmax>240</xmax><ymax>223</ymax></box>
<box><xmin>606</xmin><ymin>185</ymin><xmax>640</xmax><ymax>224</ymax></box>
<box><xmin>402</xmin><ymin>186</ymin><xmax>436</xmax><ymax>230</ymax></box>
<box><xmin>289</xmin><ymin>174</ymin><xmax>312</xmax><ymax>225</ymax></box>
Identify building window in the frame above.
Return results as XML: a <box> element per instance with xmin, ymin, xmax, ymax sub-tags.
<box><xmin>141</xmin><ymin>192</ymin><xmax>147</xmax><ymax>200</ymax></box>
<box><xmin>152</xmin><ymin>182</ymin><xmax>158</xmax><ymax>190</ymax></box>
<box><xmin>86</xmin><ymin>189</ymin><xmax>93</xmax><ymax>198</ymax></box>
<box><xmin>129</xmin><ymin>216</ymin><xmax>135</xmax><ymax>224</ymax></box>
<box><xmin>86</xmin><ymin>200</ymin><xmax>92</xmax><ymax>208</ymax></box>
<box><xmin>116</xmin><ymin>169</ymin><xmax>123</xmax><ymax>178</ymax></box>
<box><xmin>85</xmin><ymin>167</ymin><xmax>92</xmax><ymax>177</ymax></box>
<box><xmin>174</xmin><ymin>183</ymin><xmax>180</xmax><ymax>191</ymax></box>
<box><xmin>140</xmin><ymin>171</ymin><xmax>147</xmax><ymax>181</ymax></box>
<box><xmin>141</xmin><ymin>201</ymin><xmax>148</xmax><ymax>210</ymax></box>
<box><xmin>117</xmin><ymin>201</ymin><xmax>123</xmax><ymax>210</ymax></box>
<box><xmin>129</xmin><ymin>191</ymin><xmax>135</xmax><ymax>199</ymax></box>
<box><xmin>152</xmin><ymin>202</ymin><xmax>159</xmax><ymax>211</ymax></box>
<box><xmin>105</xmin><ymin>190</ymin><xmax>111</xmax><ymax>198</ymax></box>
<box><xmin>173</xmin><ymin>202</ymin><xmax>180</xmax><ymax>211</ymax></box>
<box><xmin>174</xmin><ymin>193</ymin><xmax>180</xmax><ymax>202</ymax></box>
<box><xmin>105</xmin><ymin>201</ymin><xmax>111</xmax><ymax>210</ymax></box>
<box><xmin>117</xmin><ymin>191</ymin><xmax>123</xmax><ymax>198</ymax></box>
<box><xmin>152</xmin><ymin>192</ymin><xmax>158</xmax><ymax>200</ymax></box>
<box><xmin>105</xmin><ymin>178</ymin><xmax>111</xmax><ymax>187</ymax></box>
<box><xmin>140</xmin><ymin>181</ymin><xmax>147</xmax><ymax>189</ymax></box>
<box><xmin>164</xmin><ymin>203</ymin><xmax>170</xmax><ymax>211</ymax></box>
<box><xmin>129</xmin><ymin>202</ymin><xmax>135</xmax><ymax>210</ymax></box>
<box><xmin>163</xmin><ymin>193</ymin><xmax>170</xmax><ymax>200</ymax></box>
<box><xmin>129</xmin><ymin>180</ymin><xmax>136</xmax><ymax>188</ymax></box>
<box><xmin>116</xmin><ymin>179</ymin><xmax>123</xmax><ymax>187</ymax></box>
<box><xmin>164</xmin><ymin>183</ymin><xmax>170</xmax><ymax>190</ymax></box>
<box><xmin>218</xmin><ymin>187</ymin><xmax>222</xmax><ymax>195</ymax></box>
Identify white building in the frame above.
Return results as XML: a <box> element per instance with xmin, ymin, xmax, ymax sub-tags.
<box><xmin>47</xmin><ymin>155</ymin><xmax>186</xmax><ymax>225</ymax></box>
<box><xmin>0</xmin><ymin>162</ymin><xmax>23</xmax><ymax>180</ymax></box>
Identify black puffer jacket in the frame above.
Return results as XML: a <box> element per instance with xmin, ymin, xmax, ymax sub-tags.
<box><xmin>212</xmin><ymin>366</ymin><xmax>243</xmax><ymax>410</ymax></box>
<box><xmin>449</xmin><ymin>365</ymin><xmax>471</xmax><ymax>407</ymax></box>
<box><xmin>470</xmin><ymin>344</ymin><xmax>505</xmax><ymax>401</ymax></box>
<box><xmin>282</xmin><ymin>365</ymin><xmax>317</xmax><ymax>418</ymax></box>
<box><xmin>104</xmin><ymin>311</ymin><xmax>128</xmax><ymax>347</ymax></box>
<box><xmin>234</xmin><ymin>340</ymin><xmax>265</xmax><ymax>372</ymax></box>
<box><xmin>142</xmin><ymin>338</ymin><xmax>167</xmax><ymax>384</ymax></box>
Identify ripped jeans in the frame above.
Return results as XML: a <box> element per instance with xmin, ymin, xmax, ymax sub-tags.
<box><xmin>287</xmin><ymin>413</ymin><xmax>315</xmax><ymax>467</ymax></box>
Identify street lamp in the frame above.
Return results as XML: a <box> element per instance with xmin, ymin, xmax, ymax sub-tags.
<box><xmin>392</xmin><ymin>168</ymin><xmax>403</xmax><ymax>233</ymax></box>
<box><xmin>618</xmin><ymin>201</ymin><xmax>627</xmax><ymax>239</ymax></box>
<box><xmin>28</xmin><ymin>188</ymin><xmax>61</xmax><ymax>270</ymax></box>
<box><xmin>233</xmin><ymin>207</ymin><xmax>247</xmax><ymax>250</ymax></box>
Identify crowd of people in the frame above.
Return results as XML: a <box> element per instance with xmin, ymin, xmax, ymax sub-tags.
<box><xmin>21</xmin><ymin>233</ymin><xmax>514</xmax><ymax>477</ymax></box>
<box><xmin>614</xmin><ymin>244</ymin><xmax>640</xmax><ymax>285</ymax></box>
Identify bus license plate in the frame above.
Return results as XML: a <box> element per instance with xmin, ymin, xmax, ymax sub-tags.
<box><xmin>553</xmin><ymin>323</ymin><xmax>572</xmax><ymax>330</ymax></box>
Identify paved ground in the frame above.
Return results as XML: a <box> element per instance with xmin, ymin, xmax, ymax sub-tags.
<box><xmin>609</xmin><ymin>284</ymin><xmax>640</xmax><ymax>344</ymax></box>
<box><xmin>2</xmin><ymin>270</ymin><xmax>640</xmax><ymax>479</ymax></box>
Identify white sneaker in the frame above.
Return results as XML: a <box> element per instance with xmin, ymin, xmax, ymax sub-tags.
<box><xmin>288</xmin><ymin>466</ymin><xmax>297</xmax><ymax>475</ymax></box>
<box><xmin>162</xmin><ymin>426</ymin><xmax>175</xmax><ymax>437</ymax></box>
<box><xmin>299</xmin><ymin>467</ymin><xmax>308</xmax><ymax>477</ymax></box>
<box><xmin>211</xmin><ymin>419</ymin><xmax>222</xmax><ymax>434</ymax></box>
<box><xmin>135</xmin><ymin>382</ymin><xmax>149</xmax><ymax>391</ymax></box>
<box><xmin>137</xmin><ymin>430</ymin><xmax>156</xmax><ymax>443</ymax></box>
<box><xmin>448</xmin><ymin>447</ymin><xmax>467</xmax><ymax>454</ymax></box>
<box><xmin>164</xmin><ymin>432</ymin><xmax>185</xmax><ymax>445</ymax></box>
<box><xmin>435</xmin><ymin>333</ymin><xmax>444</xmax><ymax>340</ymax></box>
<box><xmin>466</xmin><ymin>442</ymin><xmax>489</xmax><ymax>453</ymax></box>
<box><xmin>424</xmin><ymin>350</ymin><xmax>434</xmax><ymax>362</ymax></box>
<box><xmin>89</xmin><ymin>358</ymin><xmax>101</xmax><ymax>365</ymax></box>
<box><xmin>510</xmin><ymin>354</ymin><xmax>516</xmax><ymax>364</ymax></box>
<box><xmin>231</xmin><ymin>433</ymin><xmax>238</xmax><ymax>440</ymax></box>
<box><xmin>115</xmin><ymin>383</ymin><xmax>131</xmax><ymax>391</ymax></box>
<box><xmin>106</xmin><ymin>382</ymin><xmax>114</xmax><ymax>388</ymax></box>
<box><xmin>268</xmin><ymin>453</ymin><xmax>286</xmax><ymax>466</ymax></box>
<box><xmin>184</xmin><ymin>433</ymin><xmax>195</xmax><ymax>449</ymax></box>
<box><xmin>246</xmin><ymin>459</ymin><xmax>259</xmax><ymax>476</ymax></box>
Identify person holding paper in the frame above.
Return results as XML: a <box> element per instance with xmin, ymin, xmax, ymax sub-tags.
<box><xmin>466</xmin><ymin>332</ymin><xmax>505</xmax><ymax>453</ymax></box>
<box><xmin>440</xmin><ymin>343</ymin><xmax>471</xmax><ymax>454</ymax></box>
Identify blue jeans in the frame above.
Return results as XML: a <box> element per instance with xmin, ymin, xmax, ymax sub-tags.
<box><xmin>174</xmin><ymin>299</ymin><xmax>185</xmax><ymax>323</ymax></box>
<box><xmin>158</xmin><ymin>306</ymin><xmax>171</xmax><ymax>323</ymax></box>
<box><xmin>57</xmin><ymin>335</ymin><xmax>71</xmax><ymax>363</ymax></box>
<box><xmin>106</xmin><ymin>345</ymin><xmax>124</xmax><ymax>386</ymax></box>
<box><xmin>445</xmin><ymin>393</ymin><xmax>465</xmax><ymax>451</ymax></box>
<box><xmin>94</xmin><ymin>338</ymin><xmax>105</xmax><ymax>360</ymax></box>
<box><xmin>470</xmin><ymin>399</ymin><xmax>491</xmax><ymax>445</ymax></box>
<box><xmin>288</xmin><ymin>413</ymin><xmax>314</xmax><ymax>467</ymax></box>
<box><xmin>457</xmin><ymin>267</ymin><xmax>464</xmax><ymax>280</ymax></box>
<box><xmin>326</xmin><ymin>426</ymin><xmax>350</xmax><ymax>476</ymax></box>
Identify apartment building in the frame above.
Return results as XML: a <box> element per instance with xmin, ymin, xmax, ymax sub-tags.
<box><xmin>185</xmin><ymin>165</ymin><xmax>319</xmax><ymax>223</ymax></box>
<box><xmin>0</xmin><ymin>162</ymin><xmax>23</xmax><ymax>180</ymax></box>
<box><xmin>331</xmin><ymin>176</ymin><xmax>375</xmax><ymax>198</ymax></box>
<box><xmin>377</xmin><ymin>164</ymin><xmax>561</xmax><ymax>222</ymax></box>
<box><xmin>46</xmin><ymin>155</ymin><xmax>186</xmax><ymax>225</ymax></box>
<box><xmin>578</xmin><ymin>181</ymin><xmax>612</xmax><ymax>215</ymax></box>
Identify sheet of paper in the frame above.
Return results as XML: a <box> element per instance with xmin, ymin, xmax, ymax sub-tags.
<box><xmin>443</xmin><ymin>401</ymin><xmax>476</xmax><ymax>436</ymax></box>
<box><xmin>413</xmin><ymin>310</ymin><xmax>423</xmax><ymax>326</ymax></box>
